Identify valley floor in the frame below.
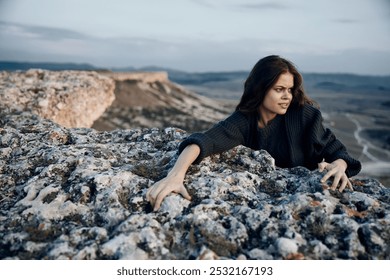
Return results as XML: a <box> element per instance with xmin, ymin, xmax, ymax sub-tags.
<box><xmin>326</xmin><ymin>112</ymin><xmax>390</xmax><ymax>187</ymax></box>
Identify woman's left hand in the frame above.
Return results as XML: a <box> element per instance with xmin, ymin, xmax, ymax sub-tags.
<box><xmin>318</xmin><ymin>159</ymin><xmax>353</xmax><ymax>192</ymax></box>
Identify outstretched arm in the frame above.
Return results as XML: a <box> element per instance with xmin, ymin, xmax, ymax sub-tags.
<box><xmin>147</xmin><ymin>111</ymin><xmax>249</xmax><ymax>211</ymax></box>
<box><xmin>146</xmin><ymin>144</ymin><xmax>200</xmax><ymax>211</ymax></box>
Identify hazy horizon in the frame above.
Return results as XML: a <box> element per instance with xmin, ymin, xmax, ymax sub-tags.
<box><xmin>2</xmin><ymin>60</ymin><xmax>390</xmax><ymax>78</ymax></box>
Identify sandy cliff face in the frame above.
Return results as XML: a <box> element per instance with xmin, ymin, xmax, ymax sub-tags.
<box><xmin>0</xmin><ymin>69</ymin><xmax>115</xmax><ymax>128</ymax></box>
<box><xmin>92</xmin><ymin>71</ymin><xmax>234</xmax><ymax>132</ymax></box>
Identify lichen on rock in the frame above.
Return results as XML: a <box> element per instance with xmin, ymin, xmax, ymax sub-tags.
<box><xmin>1</xmin><ymin>108</ymin><xmax>389</xmax><ymax>260</ymax></box>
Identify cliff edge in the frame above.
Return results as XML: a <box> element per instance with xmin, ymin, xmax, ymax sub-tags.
<box><xmin>0</xmin><ymin>69</ymin><xmax>115</xmax><ymax>128</ymax></box>
<box><xmin>92</xmin><ymin>71</ymin><xmax>233</xmax><ymax>132</ymax></box>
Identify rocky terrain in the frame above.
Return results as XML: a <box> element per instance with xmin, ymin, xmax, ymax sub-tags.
<box><xmin>92</xmin><ymin>71</ymin><xmax>233</xmax><ymax>133</ymax></box>
<box><xmin>0</xmin><ymin>70</ymin><xmax>389</xmax><ymax>260</ymax></box>
<box><xmin>0</xmin><ymin>106</ymin><xmax>389</xmax><ymax>260</ymax></box>
<box><xmin>0</xmin><ymin>69</ymin><xmax>115</xmax><ymax>128</ymax></box>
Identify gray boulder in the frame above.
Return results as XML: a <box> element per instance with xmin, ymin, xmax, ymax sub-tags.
<box><xmin>1</xmin><ymin>108</ymin><xmax>389</xmax><ymax>260</ymax></box>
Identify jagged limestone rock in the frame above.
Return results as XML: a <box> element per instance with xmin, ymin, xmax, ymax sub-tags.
<box><xmin>1</xmin><ymin>108</ymin><xmax>389</xmax><ymax>260</ymax></box>
<box><xmin>0</xmin><ymin>69</ymin><xmax>115</xmax><ymax>128</ymax></box>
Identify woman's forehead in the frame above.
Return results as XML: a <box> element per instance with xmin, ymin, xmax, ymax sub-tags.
<box><xmin>275</xmin><ymin>72</ymin><xmax>294</xmax><ymax>87</ymax></box>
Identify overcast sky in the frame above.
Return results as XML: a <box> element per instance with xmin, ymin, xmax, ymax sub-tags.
<box><xmin>0</xmin><ymin>0</ymin><xmax>389</xmax><ymax>75</ymax></box>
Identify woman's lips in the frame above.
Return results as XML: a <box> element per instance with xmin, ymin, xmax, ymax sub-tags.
<box><xmin>279</xmin><ymin>103</ymin><xmax>290</xmax><ymax>109</ymax></box>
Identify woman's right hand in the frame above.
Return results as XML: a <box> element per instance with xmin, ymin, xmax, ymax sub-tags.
<box><xmin>146</xmin><ymin>175</ymin><xmax>191</xmax><ymax>211</ymax></box>
<box><xmin>146</xmin><ymin>144</ymin><xmax>200</xmax><ymax>211</ymax></box>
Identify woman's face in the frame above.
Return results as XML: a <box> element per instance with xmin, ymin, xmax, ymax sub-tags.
<box><xmin>260</xmin><ymin>72</ymin><xmax>294</xmax><ymax>117</ymax></box>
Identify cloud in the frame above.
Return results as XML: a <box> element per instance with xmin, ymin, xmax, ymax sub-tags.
<box><xmin>190</xmin><ymin>0</ymin><xmax>289</xmax><ymax>12</ymax></box>
<box><xmin>0</xmin><ymin>21</ymin><xmax>98</xmax><ymax>64</ymax></box>
<box><xmin>0</xmin><ymin>20</ymin><xmax>389</xmax><ymax>75</ymax></box>
<box><xmin>0</xmin><ymin>21</ymin><xmax>193</xmax><ymax>68</ymax></box>
<box><xmin>189</xmin><ymin>0</ymin><xmax>215</xmax><ymax>8</ymax></box>
<box><xmin>0</xmin><ymin>21</ymin><xmax>89</xmax><ymax>41</ymax></box>
<box><xmin>333</xmin><ymin>18</ymin><xmax>360</xmax><ymax>24</ymax></box>
<box><xmin>238</xmin><ymin>1</ymin><xmax>289</xmax><ymax>10</ymax></box>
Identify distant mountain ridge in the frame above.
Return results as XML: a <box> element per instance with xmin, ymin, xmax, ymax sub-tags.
<box><xmin>1</xmin><ymin>60</ymin><xmax>389</xmax><ymax>102</ymax></box>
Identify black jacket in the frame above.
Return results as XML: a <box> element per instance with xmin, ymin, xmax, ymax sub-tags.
<box><xmin>179</xmin><ymin>104</ymin><xmax>361</xmax><ymax>177</ymax></box>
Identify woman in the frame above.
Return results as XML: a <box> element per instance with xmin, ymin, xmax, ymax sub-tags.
<box><xmin>147</xmin><ymin>55</ymin><xmax>361</xmax><ymax>211</ymax></box>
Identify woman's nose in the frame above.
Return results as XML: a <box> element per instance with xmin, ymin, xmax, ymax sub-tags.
<box><xmin>282</xmin><ymin>90</ymin><xmax>292</xmax><ymax>99</ymax></box>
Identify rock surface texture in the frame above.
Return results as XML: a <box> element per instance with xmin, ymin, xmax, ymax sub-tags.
<box><xmin>1</xmin><ymin>108</ymin><xmax>389</xmax><ymax>260</ymax></box>
<box><xmin>0</xmin><ymin>70</ymin><xmax>115</xmax><ymax>128</ymax></box>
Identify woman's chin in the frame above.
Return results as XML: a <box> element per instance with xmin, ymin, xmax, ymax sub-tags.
<box><xmin>278</xmin><ymin>108</ymin><xmax>289</xmax><ymax>115</ymax></box>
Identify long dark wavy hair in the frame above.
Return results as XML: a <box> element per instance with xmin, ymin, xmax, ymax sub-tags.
<box><xmin>236</xmin><ymin>55</ymin><xmax>315</xmax><ymax>114</ymax></box>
